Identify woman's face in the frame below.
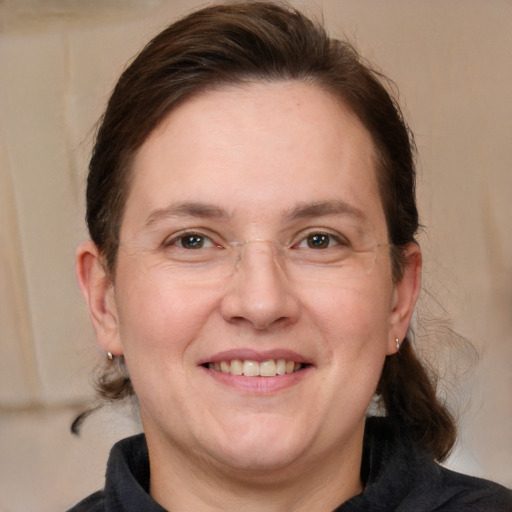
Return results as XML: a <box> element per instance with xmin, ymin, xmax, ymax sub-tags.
<box><xmin>85</xmin><ymin>81</ymin><xmax>419</xmax><ymax>477</ymax></box>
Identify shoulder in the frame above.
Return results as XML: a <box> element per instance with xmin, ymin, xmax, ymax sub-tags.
<box><xmin>66</xmin><ymin>434</ymin><xmax>159</xmax><ymax>512</ymax></box>
<box><xmin>356</xmin><ymin>417</ymin><xmax>512</xmax><ymax>512</ymax></box>
<box><xmin>434</xmin><ymin>465</ymin><xmax>512</xmax><ymax>511</ymax></box>
<box><xmin>66</xmin><ymin>490</ymin><xmax>104</xmax><ymax>512</ymax></box>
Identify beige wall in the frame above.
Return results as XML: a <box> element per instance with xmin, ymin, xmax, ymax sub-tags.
<box><xmin>0</xmin><ymin>1</ymin><xmax>510</xmax><ymax>510</ymax></box>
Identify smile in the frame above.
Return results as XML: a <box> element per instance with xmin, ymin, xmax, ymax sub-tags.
<box><xmin>206</xmin><ymin>359</ymin><xmax>306</xmax><ymax>377</ymax></box>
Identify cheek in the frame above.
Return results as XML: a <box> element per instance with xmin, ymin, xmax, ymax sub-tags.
<box><xmin>304</xmin><ymin>280</ymin><xmax>393</xmax><ymax>340</ymax></box>
<box><xmin>114</xmin><ymin>269</ymin><xmax>222</xmax><ymax>361</ymax></box>
<box><xmin>300</xmin><ymin>274</ymin><xmax>394</xmax><ymax>393</ymax></box>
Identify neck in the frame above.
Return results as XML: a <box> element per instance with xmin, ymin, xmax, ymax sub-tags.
<box><xmin>146</xmin><ymin>426</ymin><xmax>365</xmax><ymax>512</ymax></box>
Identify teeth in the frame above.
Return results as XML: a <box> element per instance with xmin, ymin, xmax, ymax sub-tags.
<box><xmin>208</xmin><ymin>359</ymin><xmax>304</xmax><ymax>377</ymax></box>
<box><xmin>259</xmin><ymin>359</ymin><xmax>276</xmax><ymax>377</ymax></box>
<box><xmin>276</xmin><ymin>359</ymin><xmax>286</xmax><ymax>375</ymax></box>
<box><xmin>230</xmin><ymin>359</ymin><xmax>243</xmax><ymax>375</ymax></box>
<box><xmin>243</xmin><ymin>360</ymin><xmax>259</xmax><ymax>377</ymax></box>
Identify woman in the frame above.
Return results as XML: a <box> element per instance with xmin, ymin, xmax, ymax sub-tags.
<box><xmin>71</xmin><ymin>2</ymin><xmax>512</xmax><ymax>511</ymax></box>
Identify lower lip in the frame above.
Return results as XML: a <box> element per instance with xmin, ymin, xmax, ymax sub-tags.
<box><xmin>201</xmin><ymin>366</ymin><xmax>312</xmax><ymax>394</ymax></box>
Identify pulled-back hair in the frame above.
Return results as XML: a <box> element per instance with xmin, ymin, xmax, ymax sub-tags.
<box><xmin>81</xmin><ymin>1</ymin><xmax>456</xmax><ymax>460</ymax></box>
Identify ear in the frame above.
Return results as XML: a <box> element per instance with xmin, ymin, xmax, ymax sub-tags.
<box><xmin>387</xmin><ymin>243</ymin><xmax>422</xmax><ymax>355</ymax></box>
<box><xmin>75</xmin><ymin>240</ymin><xmax>123</xmax><ymax>356</ymax></box>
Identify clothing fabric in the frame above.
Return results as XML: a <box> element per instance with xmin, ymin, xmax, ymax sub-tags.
<box><xmin>68</xmin><ymin>417</ymin><xmax>512</xmax><ymax>512</ymax></box>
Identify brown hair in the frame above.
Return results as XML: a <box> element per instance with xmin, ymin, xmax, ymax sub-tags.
<box><xmin>80</xmin><ymin>1</ymin><xmax>455</xmax><ymax>460</ymax></box>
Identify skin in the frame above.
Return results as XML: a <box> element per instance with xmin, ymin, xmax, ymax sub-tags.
<box><xmin>77</xmin><ymin>81</ymin><xmax>421</xmax><ymax>512</ymax></box>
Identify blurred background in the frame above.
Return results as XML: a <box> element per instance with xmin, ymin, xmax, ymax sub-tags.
<box><xmin>0</xmin><ymin>1</ymin><xmax>511</xmax><ymax>510</ymax></box>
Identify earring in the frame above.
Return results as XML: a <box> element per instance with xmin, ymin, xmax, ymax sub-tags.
<box><xmin>395</xmin><ymin>338</ymin><xmax>400</xmax><ymax>351</ymax></box>
<box><xmin>107</xmin><ymin>352</ymin><xmax>114</xmax><ymax>360</ymax></box>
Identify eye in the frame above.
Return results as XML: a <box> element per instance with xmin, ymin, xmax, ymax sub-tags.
<box><xmin>164</xmin><ymin>232</ymin><xmax>217</xmax><ymax>250</ymax></box>
<box><xmin>306</xmin><ymin>233</ymin><xmax>331</xmax><ymax>249</ymax></box>
<box><xmin>297</xmin><ymin>232</ymin><xmax>347</xmax><ymax>250</ymax></box>
<box><xmin>180</xmin><ymin>233</ymin><xmax>207</xmax><ymax>249</ymax></box>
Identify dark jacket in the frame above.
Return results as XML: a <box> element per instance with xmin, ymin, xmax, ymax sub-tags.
<box><xmin>68</xmin><ymin>417</ymin><xmax>512</xmax><ymax>511</ymax></box>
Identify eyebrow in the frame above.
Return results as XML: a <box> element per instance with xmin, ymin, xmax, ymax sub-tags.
<box><xmin>144</xmin><ymin>201</ymin><xmax>229</xmax><ymax>228</ymax></box>
<box><xmin>284</xmin><ymin>199</ymin><xmax>366</xmax><ymax>222</ymax></box>
<box><xmin>144</xmin><ymin>198</ymin><xmax>365</xmax><ymax>228</ymax></box>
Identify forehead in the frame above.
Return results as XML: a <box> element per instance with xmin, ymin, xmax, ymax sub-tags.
<box><xmin>125</xmin><ymin>81</ymin><xmax>386</xmax><ymax>236</ymax></box>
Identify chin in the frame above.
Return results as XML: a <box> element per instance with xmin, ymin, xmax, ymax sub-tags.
<box><xmin>215</xmin><ymin>445</ymin><xmax>307</xmax><ymax>477</ymax></box>
<box><xmin>205</xmin><ymin>416</ymin><xmax>313</xmax><ymax>475</ymax></box>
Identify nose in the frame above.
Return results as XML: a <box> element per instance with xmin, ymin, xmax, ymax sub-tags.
<box><xmin>220</xmin><ymin>241</ymin><xmax>300</xmax><ymax>330</ymax></box>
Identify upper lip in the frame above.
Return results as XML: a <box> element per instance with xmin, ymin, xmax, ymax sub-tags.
<box><xmin>197</xmin><ymin>348</ymin><xmax>311</xmax><ymax>365</ymax></box>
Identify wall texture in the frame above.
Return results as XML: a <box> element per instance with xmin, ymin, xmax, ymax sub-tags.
<box><xmin>0</xmin><ymin>1</ymin><xmax>510</xmax><ymax>510</ymax></box>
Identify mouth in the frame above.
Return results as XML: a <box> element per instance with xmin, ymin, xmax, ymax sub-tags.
<box><xmin>203</xmin><ymin>359</ymin><xmax>308</xmax><ymax>377</ymax></box>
